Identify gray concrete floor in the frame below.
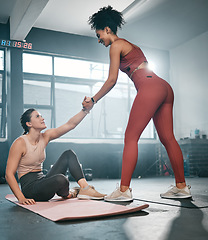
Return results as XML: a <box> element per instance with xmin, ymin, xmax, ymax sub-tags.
<box><xmin>1</xmin><ymin>177</ymin><xmax>208</xmax><ymax>240</ymax></box>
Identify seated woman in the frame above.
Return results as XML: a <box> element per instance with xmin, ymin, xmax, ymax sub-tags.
<box><xmin>5</xmin><ymin>105</ymin><xmax>106</xmax><ymax>205</ymax></box>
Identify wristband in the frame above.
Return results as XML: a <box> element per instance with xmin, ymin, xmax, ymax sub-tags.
<box><xmin>82</xmin><ymin>109</ymin><xmax>90</xmax><ymax>114</ymax></box>
<box><xmin>91</xmin><ymin>97</ymin><xmax>96</xmax><ymax>104</ymax></box>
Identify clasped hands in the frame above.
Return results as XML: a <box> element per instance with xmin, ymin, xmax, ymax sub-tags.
<box><xmin>82</xmin><ymin>96</ymin><xmax>94</xmax><ymax>112</ymax></box>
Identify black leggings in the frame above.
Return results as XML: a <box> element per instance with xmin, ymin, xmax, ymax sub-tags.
<box><xmin>19</xmin><ymin>150</ymin><xmax>85</xmax><ymax>201</ymax></box>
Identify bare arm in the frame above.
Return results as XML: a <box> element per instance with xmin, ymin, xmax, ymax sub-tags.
<box><xmin>94</xmin><ymin>43</ymin><xmax>121</xmax><ymax>102</ymax></box>
<box><xmin>43</xmin><ymin>107</ymin><xmax>91</xmax><ymax>143</ymax></box>
<box><xmin>82</xmin><ymin>42</ymin><xmax>121</xmax><ymax>109</ymax></box>
<box><xmin>5</xmin><ymin>138</ymin><xmax>36</xmax><ymax>205</ymax></box>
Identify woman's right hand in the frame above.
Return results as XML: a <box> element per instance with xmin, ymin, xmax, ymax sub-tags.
<box><xmin>19</xmin><ymin>197</ymin><xmax>36</xmax><ymax>205</ymax></box>
<box><xmin>82</xmin><ymin>96</ymin><xmax>94</xmax><ymax>111</ymax></box>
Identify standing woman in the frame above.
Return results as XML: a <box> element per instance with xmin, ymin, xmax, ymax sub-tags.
<box><xmin>6</xmin><ymin>106</ymin><xmax>105</xmax><ymax>205</ymax></box>
<box><xmin>83</xmin><ymin>6</ymin><xmax>191</xmax><ymax>201</ymax></box>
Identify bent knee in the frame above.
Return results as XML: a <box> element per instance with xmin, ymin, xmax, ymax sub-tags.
<box><xmin>62</xmin><ymin>149</ymin><xmax>76</xmax><ymax>157</ymax></box>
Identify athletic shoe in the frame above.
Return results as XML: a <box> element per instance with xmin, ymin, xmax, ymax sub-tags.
<box><xmin>77</xmin><ymin>185</ymin><xmax>106</xmax><ymax>200</ymax></box>
<box><xmin>160</xmin><ymin>185</ymin><xmax>192</xmax><ymax>199</ymax></box>
<box><xmin>62</xmin><ymin>187</ymin><xmax>80</xmax><ymax>199</ymax></box>
<box><xmin>70</xmin><ymin>187</ymin><xmax>80</xmax><ymax>198</ymax></box>
<box><xmin>104</xmin><ymin>185</ymin><xmax>133</xmax><ymax>202</ymax></box>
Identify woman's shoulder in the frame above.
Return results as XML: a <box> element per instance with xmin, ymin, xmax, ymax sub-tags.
<box><xmin>10</xmin><ymin>136</ymin><xmax>26</xmax><ymax>153</ymax></box>
<box><xmin>111</xmin><ymin>38</ymin><xmax>135</xmax><ymax>57</ymax></box>
<box><xmin>13</xmin><ymin>136</ymin><xmax>27</xmax><ymax>146</ymax></box>
<box><xmin>112</xmin><ymin>38</ymin><xmax>128</xmax><ymax>46</ymax></box>
<box><xmin>114</xmin><ymin>38</ymin><xmax>134</xmax><ymax>45</ymax></box>
<box><xmin>112</xmin><ymin>38</ymin><xmax>135</xmax><ymax>51</ymax></box>
<box><xmin>15</xmin><ymin>135</ymin><xmax>26</xmax><ymax>143</ymax></box>
<box><xmin>110</xmin><ymin>38</ymin><xmax>129</xmax><ymax>53</ymax></box>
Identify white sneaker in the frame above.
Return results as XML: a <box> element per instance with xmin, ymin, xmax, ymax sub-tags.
<box><xmin>77</xmin><ymin>185</ymin><xmax>106</xmax><ymax>200</ymax></box>
<box><xmin>160</xmin><ymin>185</ymin><xmax>192</xmax><ymax>199</ymax></box>
<box><xmin>104</xmin><ymin>185</ymin><xmax>133</xmax><ymax>202</ymax></box>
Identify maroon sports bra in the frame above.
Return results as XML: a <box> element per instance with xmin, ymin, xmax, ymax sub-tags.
<box><xmin>116</xmin><ymin>39</ymin><xmax>147</xmax><ymax>78</ymax></box>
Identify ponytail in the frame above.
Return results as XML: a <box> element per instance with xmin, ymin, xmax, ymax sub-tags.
<box><xmin>20</xmin><ymin>108</ymin><xmax>36</xmax><ymax>135</ymax></box>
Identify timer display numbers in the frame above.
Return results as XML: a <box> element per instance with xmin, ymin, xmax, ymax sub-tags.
<box><xmin>0</xmin><ymin>39</ymin><xmax>32</xmax><ymax>50</ymax></box>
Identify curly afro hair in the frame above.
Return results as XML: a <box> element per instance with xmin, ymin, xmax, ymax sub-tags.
<box><xmin>88</xmin><ymin>5</ymin><xmax>125</xmax><ymax>34</ymax></box>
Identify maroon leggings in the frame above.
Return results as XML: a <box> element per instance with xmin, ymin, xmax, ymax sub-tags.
<box><xmin>121</xmin><ymin>69</ymin><xmax>185</xmax><ymax>186</ymax></box>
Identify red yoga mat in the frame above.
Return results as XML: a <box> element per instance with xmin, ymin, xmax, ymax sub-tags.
<box><xmin>5</xmin><ymin>194</ymin><xmax>149</xmax><ymax>222</ymax></box>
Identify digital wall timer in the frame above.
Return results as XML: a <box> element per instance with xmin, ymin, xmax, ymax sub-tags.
<box><xmin>0</xmin><ymin>39</ymin><xmax>32</xmax><ymax>50</ymax></box>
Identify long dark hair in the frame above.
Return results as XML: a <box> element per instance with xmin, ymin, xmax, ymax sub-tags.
<box><xmin>88</xmin><ymin>5</ymin><xmax>125</xmax><ymax>34</ymax></box>
<box><xmin>20</xmin><ymin>108</ymin><xmax>36</xmax><ymax>135</ymax></box>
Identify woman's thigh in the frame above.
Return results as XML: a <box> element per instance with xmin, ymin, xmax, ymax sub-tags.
<box><xmin>125</xmin><ymin>82</ymin><xmax>168</xmax><ymax>141</ymax></box>
<box><xmin>21</xmin><ymin>172</ymin><xmax>69</xmax><ymax>201</ymax></box>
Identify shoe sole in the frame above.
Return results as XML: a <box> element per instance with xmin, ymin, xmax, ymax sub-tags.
<box><xmin>77</xmin><ymin>194</ymin><xmax>104</xmax><ymax>200</ymax></box>
<box><xmin>104</xmin><ymin>198</ymin><xmax>134</xmax><ymax>202</ymax></box>
<box><xmin>160</xmin><ymin>194</ymin><xmax>192</xmax><ymax>199</ymax></box>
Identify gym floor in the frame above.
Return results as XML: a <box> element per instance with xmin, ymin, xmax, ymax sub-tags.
<box><xmin>1</xmin><ymin>177</ymin><xmax>208</xmax><ymax>240</ymax></box>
